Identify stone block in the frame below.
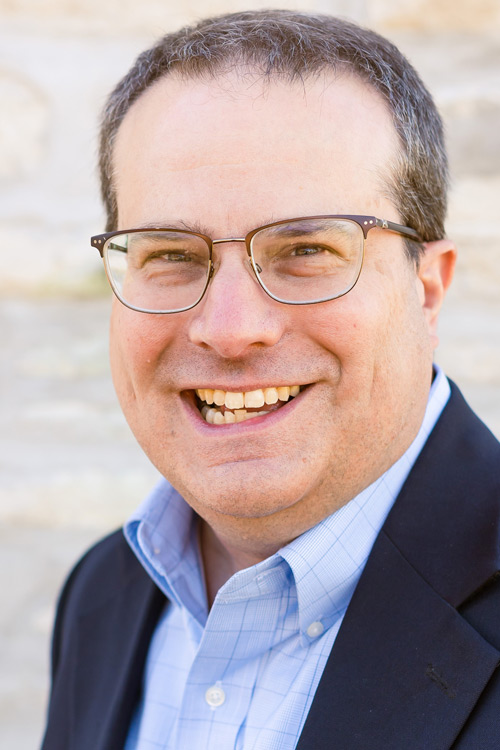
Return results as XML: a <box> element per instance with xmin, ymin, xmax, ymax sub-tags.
<box><xmin>0</xmin><ymin>71</ymin><xmax>49</xmax><ymax>181</ymax></box>
<box><xmin>447</xmin><ymin>176</ymin><xmax>500</xmax><ymax>298</ymax></box>
<box><xmin>445</xmin><ymin>100</ymin><xmax>500</xmax><ymax>178</ymax></box>
<box><xmin>370</xmin><ymin>0</ymin><xmax>500</xmax><ymax>32</ymax></box>
<box><xmin>0</xmin><ymin>0</ymin><xmax>365</xmax><ymax>35</ymax></box>
<box><xmin>0</xmin><ymin>221</ymin><xmax>107</xmax><ymax>296</ymax></box>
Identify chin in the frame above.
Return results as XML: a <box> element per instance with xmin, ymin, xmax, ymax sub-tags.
<box><xmin>169</xmin><ymin>459</ymin><xmax>312</xmax><ymax>521</ymax></box>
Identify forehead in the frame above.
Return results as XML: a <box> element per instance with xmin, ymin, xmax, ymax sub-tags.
<box><xmin>113</xmin><ymin>70</ymin><xmax>400</xmax><ymax>230</ymax></box>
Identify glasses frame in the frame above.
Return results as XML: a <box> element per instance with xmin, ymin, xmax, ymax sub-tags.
<box><xmin>90</xmin><ymin>214</ymin><xmax>423</xmax><ymax>314</ymax></box>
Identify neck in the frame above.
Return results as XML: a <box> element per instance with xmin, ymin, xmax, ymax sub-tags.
<box><xmin>199</xmin><ymin>520</ymin><xmax>276</xmax><ymax>607</ymax></box>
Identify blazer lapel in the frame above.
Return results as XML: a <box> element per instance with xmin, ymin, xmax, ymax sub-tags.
<box><xmin>72</xmin><ymin>560</ymin><xmax>165</xmax><ymax>750</ymax></box>
<box><xmin>297</xmin><ymin>531</ymin><xmax>499</xmax><ymax>749</ymax></box>
<box><xmin>297</xmin><ymin>384</ymin><xmax>500</xmax><ymax>749</ymax></box>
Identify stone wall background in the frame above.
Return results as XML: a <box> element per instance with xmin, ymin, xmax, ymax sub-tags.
<box><xmin>0</xmin><ymin>1</ymin><xmax>499</xmax><ymax>747</ymax></box>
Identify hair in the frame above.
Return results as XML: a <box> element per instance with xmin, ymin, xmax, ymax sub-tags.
<box><xmin>98</xmin><ymin>9</ymin><xmax>449</xmax><ymax>263</ymax></box>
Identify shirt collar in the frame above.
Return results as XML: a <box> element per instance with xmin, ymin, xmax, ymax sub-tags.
<box><xmin>125</xmin><ymin>483</ymin><xmax>207</xmax><ymax>624</ymax></box>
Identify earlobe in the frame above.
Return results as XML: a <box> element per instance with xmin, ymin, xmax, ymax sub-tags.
<box><xmin>417</xmin><ymin>239</ymin><xmax>457</xmax><ymax>348</ymax></box>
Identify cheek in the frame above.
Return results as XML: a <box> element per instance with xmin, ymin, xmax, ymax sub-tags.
<box><xmin>109</xmin><ymin>304</ymin><xmax>177</xmax><ymax>401</ymax></box>
<box><xmin>304</xmin><ymin>271</ymin><xmax>427</xmax><ymax>387</ymax></box>
<box><xmin>303</xmin><ymin>291</ymin><xmax>384</xmax><ymax>366</ymax></box>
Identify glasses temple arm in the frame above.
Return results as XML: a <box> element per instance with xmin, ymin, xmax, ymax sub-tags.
<box><xmin>375</xmin><ymin>218</ymin><xmax>423</xmax><ymax>243</ymax></box>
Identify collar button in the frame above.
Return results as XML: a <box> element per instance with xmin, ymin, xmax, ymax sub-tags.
<box><xmin>306</xmin><ymin>620</ymin><xmax>324</xmax><ymax>639</ymax></box>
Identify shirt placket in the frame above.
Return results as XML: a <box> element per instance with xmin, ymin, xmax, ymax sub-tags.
<box><xmin>171</xmin><ymin>566</ymin><xmax>289</xmax><ymax>749</ymax></box>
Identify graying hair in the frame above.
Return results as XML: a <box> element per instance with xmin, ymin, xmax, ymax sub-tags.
<box><xmin>98</xmin><ymin>9</ymin><xmax>448</xmax><ymax>262</ymax></box>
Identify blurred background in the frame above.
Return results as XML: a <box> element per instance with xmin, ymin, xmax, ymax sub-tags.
<box><xmin>0</xmin><ymin>1</ymin><xmax>499</xmax><ymax>747</ymax></box>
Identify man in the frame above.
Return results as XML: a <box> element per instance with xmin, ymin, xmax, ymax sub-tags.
<box><xmin>42</xmin><ymin>10</ymin><xmax>500</xmax><ymax>750</ymax></box>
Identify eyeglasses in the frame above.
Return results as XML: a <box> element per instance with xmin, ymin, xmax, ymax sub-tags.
<box><xmin>90</xmin><ymin>215</ymin><xmax>422</xmax><ymax>314</ymax></box>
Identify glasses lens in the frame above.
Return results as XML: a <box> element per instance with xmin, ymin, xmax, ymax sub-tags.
<box><xmin>103</xmin><ymin>231</ymin><xmax>211</xmax><ymax>312</ymax></box>
<box><xmin>250</xmin><ymin>218</ymin><xmax>364</xmax><ymax>303</ymax></box>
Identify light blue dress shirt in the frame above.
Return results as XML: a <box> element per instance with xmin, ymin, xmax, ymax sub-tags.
<box><xmin>124</xmin><ymin>367</ymin><xmax>450</xmax><ymax>750</ymax></box>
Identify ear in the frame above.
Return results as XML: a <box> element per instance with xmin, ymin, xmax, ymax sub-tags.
<box><xmin>417</xmin><ymin>239</ymin><xmax>456</xmax><ymax>349</ymax></box>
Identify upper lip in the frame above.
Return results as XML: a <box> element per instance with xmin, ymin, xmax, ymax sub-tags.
<box><xmin>183</xmin><ymin>383</ymin><xmax>309</xmax><ymax>393</ymax></box>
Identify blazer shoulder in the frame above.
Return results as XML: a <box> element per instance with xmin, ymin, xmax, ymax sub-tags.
<box><xmin>56</xmin><ymin>529</ymin><xmax>147</xmax><ymax>617</ymax></box>
<box><xmin>445</xmin><ymin>380</ymin><xmax>500</xmax><ymax>465</ymax></box>
<box><xmin>50</xmin><ymin>529</ymin><xmax>152</xmax><ymax>677</ymax></box>
<box><xmin>43</xmin><ymin>531</ymin><xmax>165</xmax><ymax>749</ymax></box>
<box><xmin>383</xmin><ymin>380</ymin><xmax>500</xmax><ymax>608</ymax></box>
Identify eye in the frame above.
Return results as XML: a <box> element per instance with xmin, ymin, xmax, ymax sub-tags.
<box><xmin>138</xmin><ymin>248</ymin><xmax>207</xmax><ymax>269</ymax></box>
<box><xmin>283</xmin><ymin>242</ymin><xmax>346</xmax><ymax>261</ymax></box>
<box><xmin>289</xmin><ymin>244</ymin><xmax>329</xmax><ymax>257</ymax></box>
<box><xmin>147</xmin><ymin>250</ymin><xmax>193</xmax><ymax>262</ymax></box>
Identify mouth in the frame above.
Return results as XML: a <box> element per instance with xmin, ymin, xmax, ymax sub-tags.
<box><xmin>194</xmin><ymin>385</ymin><xmax>304</xmax><ymax>425</ymax></box>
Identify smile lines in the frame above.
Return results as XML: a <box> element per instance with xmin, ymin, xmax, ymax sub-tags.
<box><xmin>195</xmin><ymin>385</ymin><xmax>301</xmax><ymax>424</ymax></box>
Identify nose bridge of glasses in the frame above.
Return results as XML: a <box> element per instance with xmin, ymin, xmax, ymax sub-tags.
<box><xmin>212</xmin><ymin>236</ymin><xmax>248</xmax><ymax>250</ymax></box>
<box><xmin>210</xmin><ymin>237</ymin><xmax>252</xmax><ymax>278</ymax></box>
<box><xmin>210</xmin><ymin>236</ymin><xmax>253</xmax><ymax>268</ymax></box>
<box><xmin>208</xmin><ymin>236</ymin><xmax>260</xmax><ymax>292</ymax></box>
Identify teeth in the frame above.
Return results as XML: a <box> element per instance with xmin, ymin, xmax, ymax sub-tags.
<box><xmin>225</xmin><ymin>391</ymin><xmax>244</xmax><ymax>409</ymax></box>
<box><xmin>213</xmin><ymin>389</ymin><xmax>225</xmax><ymax>406</ymax></box>
<box><xmin>263</xmin><ymin>387</ymin><xmax>279</xmax><ymax>405</ymax></box>
<box><xmin>197</xmin><ymin>385</ymin><xmax>303</xmax><ymax>424</ymax></box>
<box><xmin>216</xmin><ymin>409</ymin><xmax>270</xmax><ymax>424</ymax></box>
<box><xmin>277</xmin><ymin>386</ymin><xmax>290</xmax><ymax>402</ymax></box>
<box><xmin>197</xmin><ymin>385</ymin><xmax>300</xmax><ymax>405</ymax></box>
<box><xmin>203</xmin><ymin>407</ymin><xmax>294</xmax><ymax>425</ymax></box>
<box><xmin>244</xmin><ymin>389</ymin><xmax>265</xmax><ymax>408</ymax></box>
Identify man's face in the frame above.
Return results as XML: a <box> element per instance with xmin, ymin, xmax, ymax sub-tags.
<box><xmin>110</xmin><ymin>71</ymin><xmax>441</xmax><ymax>554</ymax></box>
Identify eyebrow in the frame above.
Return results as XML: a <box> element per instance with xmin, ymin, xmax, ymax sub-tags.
<box><xmin>264</xmin><ymin>221</ymin><xmax>321</xmax><ymax>238</ymax></box>
<box><xmin>131</xmin><ymin>217</ymin><xmax>281</xmax><ymax>237</ymax></box>
<box><xmin>263</xmin><ymin>219</ymin><xmax>355</xmax><ymax>239</ymax></box>
<box><xmin>133</xmin><ymin>220</ymin><xmax>212</xmax><ymax>234</ymax></box>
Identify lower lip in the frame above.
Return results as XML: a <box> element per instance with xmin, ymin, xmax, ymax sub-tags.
<box><xmin>181</xmin><ymin>388</ymin><xmax>307</xmax><ymax>435</ymax></box>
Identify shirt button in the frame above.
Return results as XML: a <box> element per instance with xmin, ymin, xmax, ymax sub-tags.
<box><xmin>306</xmin><ymin>621</ymin><xmax>324</xmax><ymax>638</ymax></box>
<box><xmin>205</xmin><ymin>684</ymin><xmax>226</xmax><ymax>708</ymax></box>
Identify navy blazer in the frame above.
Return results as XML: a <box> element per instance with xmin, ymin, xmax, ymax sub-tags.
<box><xmin>41</xmin><ymin>383</ymin><xmax>500</xmax><ymax>749</ymax></box>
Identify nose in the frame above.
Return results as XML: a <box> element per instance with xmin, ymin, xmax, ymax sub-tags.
<box><xmin>187</xmin><ymin>244</ymin><xmax>285</xmax><ymax>358</ymax></box>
